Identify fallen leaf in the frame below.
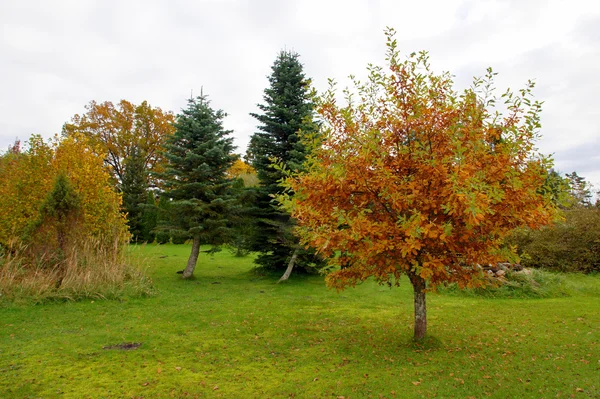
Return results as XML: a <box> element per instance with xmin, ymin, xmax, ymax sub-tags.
<box><xmin>175</xmin><ymin>367</ymin><xmax>181</xmax><ymax>371</ymax></box>
<box><xmin>213</xmin><ymin>385</ymin><xmax>219</xmax><ymax>390</ymax></box>
<box><xmin>412</xmin><ymin>381</ymin><xmax>421</xmax><ymax>386</ymax></box>
<box><xmin>576</xmin><ymin>388</ymin><xmax>584</xmax><ymax>393</ymax></box>
<box><xmin>157</xmin><ymin>368</ymin><xmax>162</xmax><ymax>374</ymax></box>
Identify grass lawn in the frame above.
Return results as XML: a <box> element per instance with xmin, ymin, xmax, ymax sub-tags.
<box><xmin>1</xmin><ymin>244</ymin><xmax>598</xmax><ymax>398</ymax></box>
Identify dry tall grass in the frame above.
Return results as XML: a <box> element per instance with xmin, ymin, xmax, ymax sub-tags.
<box><xmin>0</xmin><ymin>237</ymin><xmax>153</xmax><ymax>303</ymax></box>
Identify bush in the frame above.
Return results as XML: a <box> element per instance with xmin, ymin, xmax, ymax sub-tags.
<box><xmin>171</xmin><ymin>232</ymin><xmax>188</xmax><ymax>245</ymax></box>
<box><xmin>155</xmin><ymin>231</ymin><xmax>170</xmax><ymax>245</ymax></box>
<box><xmin>0</xmin><ymin>135</ymin><xmax>153</xmax><ymax>302</ymax></box>
<box><xmin>508</xmin><ymin>207</ymin><xmax>600</xmax><ymax>273</ymax></box>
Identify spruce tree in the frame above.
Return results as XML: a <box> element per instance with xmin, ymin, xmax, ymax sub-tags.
<box><xmin>248</xmin><ymin>50</ymin><xmax>324</xmax><ymax>276</ymax></box>
<box><xmin>121</xmin><ymin>147</ymin><xmax>148</xmax><ymax>242</ymax></box>
<box><xmin>159</xmin><ymin>95</ymin><xmax>237</xmax><ymax>278</ymax></box>
<box><xmin>155</xmin><ymin>195</ymin><xmax>171</xmax><ymax>244</ymax></box>
<box><xmin>140</xmin><ymin>191</ymin><xmax>158</xmax><ymax>243</ymax></box>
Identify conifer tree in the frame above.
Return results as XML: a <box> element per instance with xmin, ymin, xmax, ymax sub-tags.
<box><xmin>37</xmin><ymin>172</ymin><xmax>83</xmax><ymax>256</ymax></box>
<box><xmin>155</xmin><ymin>194</ymin><xmax>171</xmax><ymax>244</ymax></box>
<box><xmin>159</xmin><ymin>95</ymin><xmax>237</xmax><ymax>278</ymax></box>
<box><xmin>140</xmin><ymin>191</ymin><xmax>158</xmax><ymax>243</ymax></box>
<box><xmin>248</xmin><ymin>50</ymin><xmax>324</xmax><ymax>277</ymax></box>
<box><xmin>121</xmin><ymin>147</ymin><xmax>148</xmax><ymax>242</ymax></box>
<box><xmin>565</xmin><ymin>171</ymin><xmax>593</xmax><ymax>207</ymax></box>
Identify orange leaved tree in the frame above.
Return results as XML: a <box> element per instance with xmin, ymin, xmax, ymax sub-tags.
<box><xmin>280</xmin><ymin>29</ymin><xmax>556</xmax><ymax>341</ymax></box>
<box><xmin>62</xmin><ymin>100</ymin><xmax>175</xmax><ymax>187</ymax></box>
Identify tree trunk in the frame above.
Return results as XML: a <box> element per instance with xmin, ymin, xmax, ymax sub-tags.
<box><xmin>408</xmin><ymin>271</ymin><xmax>427</xmax><ymax>341</ymax></box>
<box><xmin>278</xmin><ymin>248</ymin><xmax>299</xmax><ymax>283</ymax></box>
<box><xmin>182</xmin><ymin>235</ymin><xmax>201</xmax><ymax>279</ymax></box>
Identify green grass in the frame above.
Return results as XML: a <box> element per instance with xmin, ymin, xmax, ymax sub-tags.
<box><xmin>438</xmin><ymin>269</ymin><xmax>578</xmax><ymax>299</ymax></box>
<box><xmin>1</xmin><ymin>244</ymin><xmax>598</xmax><ymax>398</ymax></box>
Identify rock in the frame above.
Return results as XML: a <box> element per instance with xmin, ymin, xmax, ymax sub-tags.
<box><xmin>512</xmin><ymin>263</ymin><xmax>524</xmax><ymax>271</ymax></box>
<box><xmin>498</xmin><ymin>262</ymin><xmax>512</xmax><ymax>271</ymax></box>
<box><xmin>488</xmin><ymin>264</ymin><xmax>500</xmax><ymax>273</ymax></box>
<box><xmin>496</xmin><ymin>269</ymin><xmax>506</xmax><ymax>277</ymax></box>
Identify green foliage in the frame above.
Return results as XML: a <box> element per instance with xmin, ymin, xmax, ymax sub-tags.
<box><xmin>565</xmin><ymin>171</ymin><xmax>593</xmax><ymax>207</ymax></box>
<box><xmin>509</xmin><ymin>207</ymin><xmax>600</xmax><ymax>273</ymax></box>
<box><xmin>248</xmin><ymin>50</ymin><xmax>324</xmax><ymax>272</ymax></box>
<box><xmin>139</xmin><ymin>191</ymin><xmax>158</xmax><ymax>243</ymax></box>
<box><xmin>226</xmin><ymin>180</ymin><xmax>258</xmax><ymax>257</ymax></box>
<box><xmin>29</xmin><ymin>172</ymin><xmax>83</xmax><ymax>262</ymax></box>
<box><xmin>170</xmin><ymin>231</ymin><xmax>188</xmax><ymax>245</ymax></box>
<box><xmin>539</xmin><ymin>169</ymin><xmax>572</xmax><ymax>208</ymax></box>
<box><xmin>157</xmin><ymin>94</ymin><xmax>237</xmax><ymax>260</ymax></box>
<box><xmin>121</xmin><ymin>147</ymin><xmax>149</xmax><ymax>242</ymax></box>
<box><xmin>40</xmin><ymin>172</ymin><xmax>82</xmax><ymax>222</ymax></box>
<box><xmin>155</xmin><ymin>195</ymin><xmax>171</xmax><ymax>244</ymax></box>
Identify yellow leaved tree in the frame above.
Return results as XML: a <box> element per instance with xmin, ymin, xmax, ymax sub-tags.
<box><xmin>0</xmin><ymin>134</ymin><xmax>148</xmax><ymax>300</ymax></box>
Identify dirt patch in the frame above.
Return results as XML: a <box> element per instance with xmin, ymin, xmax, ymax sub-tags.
<box><xmin>103</xmin><ymin>342</ymin><xmax>142</xmax><ymax>350</ymax></box>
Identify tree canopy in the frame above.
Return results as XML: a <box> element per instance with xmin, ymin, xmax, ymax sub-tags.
<box><xmin>158</xmin><ymin>95</ymin><xmax>237</xmax><ymax>278</ymax></box>
<box><xmin>280</xmin><ymin>29</ymin><xmax>557</xmax><ymax>340</ymax></box>
<box><xmin>0</xmin><ymin>134</ymin><xmax>128</xmax><ymax>257</ymax></box>
<box><xmin>248</xmin><ymin>50</ymin><xmax>324</xmax><ymax>276</ymax></box>
<box><xmin>63</xmin><ymin>99</ymin><xmax>175</xmax><ymax>187</ymax></box>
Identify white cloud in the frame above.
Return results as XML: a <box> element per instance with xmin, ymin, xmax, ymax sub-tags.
<box><xmin>1</xmin><ymin>0</ymin><xmax>599</xmax><ymax>186</ymax></box>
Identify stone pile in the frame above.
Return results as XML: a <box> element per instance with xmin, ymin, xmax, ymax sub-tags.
<box><xmin>481</xmin><ymin>262</ymin><xmax>524</xmax><ymax>279</ymax></box>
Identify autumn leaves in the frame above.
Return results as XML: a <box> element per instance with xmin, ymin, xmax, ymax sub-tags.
<box><xmin>280</xmin><ymin>29</ymin><xmax>555</xmax><ymax>339</ymax></box>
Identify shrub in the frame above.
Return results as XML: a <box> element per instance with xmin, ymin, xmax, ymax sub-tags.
<box><xmin>508</xmin><ymin>207</ymin><xmax>600</xmax><ymax>273</ymax></box>
<box><xmin>171</xmin><ymin>232</ymin><xmax>188</xmax><ymax>245</ymax></box>
<box><xmin>0</xmin><ymin>135</ymin><xmax>152</xmax><ymax>302</ymax></box>
<box><xmin>155</xmin><ymin>231</ymin><xmax>170</xmax><ymax>245</ymax></box>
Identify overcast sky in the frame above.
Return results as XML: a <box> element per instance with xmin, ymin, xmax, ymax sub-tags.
<box><xmin>1</xmin><ymin>0</ymin><xmax>599</xmax><ymax>187</ymax></box>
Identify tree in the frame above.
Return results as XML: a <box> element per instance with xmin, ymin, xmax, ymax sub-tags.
<box><xmin>280</xmin><ymin>29</ymin><xmax>556</xmax><ymax>340</ymax></box>
<box><xmin>121</xmin><ymin>147</ymin><xmax>149</xmax><ymax>242</ymax></box>
<box><xmin>63</xmin><ymin>100</ymin><xmax>175</xmax><ymax>187</ymax></box>
<box><xmin>37</xmin><ymin>172</ymin><xmax>83</xmax><ymax>254</ymax></box>
<box><xmin>0</xmin><ymin>133</ymin><xmax>128</xmax><ymax>264</ymax></box>
<box><xmin>248</xmin><ymin>50</ymin><xmax>324</xmax><ymax>277</ymax></box>
<box><xmin>159</xmin><ymin>95</ymin><xmax>237</xmax><ymax>278</ymax></box>
<box><xmin>565</xmin><ymin>171</ymin><xmax>593</xmax><ymax>207</ymax></box>
<box><xmin>155</xmin><ymin>195</ymin><xmax>172</xmax><ymax>245</ymax></box>
<box><xmin>227</xmin><ymin>159</ymin><xmax>258</xmax><ymax>187</ymax></box>
<box><xmin>139</xmin><ymin>191</ymin><xmax>158</xmax><ymax>243</ymax></box>
<box><xmin>539</xmin><ymin>169</ymin><xmax>572</xmax><ymax>209</ymax></box>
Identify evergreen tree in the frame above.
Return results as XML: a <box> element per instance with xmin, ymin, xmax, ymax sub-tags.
<box><xmin>140</xmin><ymin>191</ymin><xmax>158</xmax><ymax>243</ymax></box>
<box><xmin>248</xmin><ymin>50</ymin><xmax>324</xmax><ymax>276</ymax></box>
<box><xmin>565</xmin><ymin>171</ymin><xmax>593</xmax><ymax>207</ymax></box>
<box><xmin>37</xmin><ymin>172</ymin><xmax>82</xmax><ymax>256</ymax></box>
<box><xmin>227</xmin><ymin>178</ymin><xmax>258</xmax><ymax>257</ymax></box>
<box><xmin>159</xmin><ymin>95</ymin><xmax>237</xmax><ymax>278</ymax></box>
<box><xmin>121</xmin><ymin>147</ymin><xmax>148</xmax><ymax>242</ymax></box>
<box><xmin>155</xmin><ymin>194</ymin><xmax>171</xmax><ymax>244</ymax></box>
